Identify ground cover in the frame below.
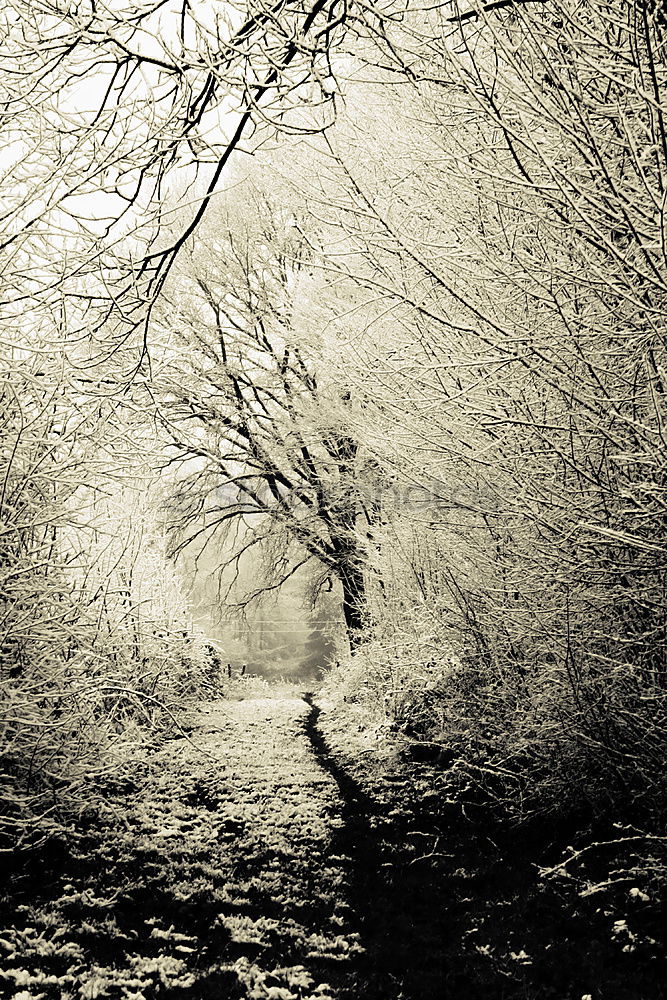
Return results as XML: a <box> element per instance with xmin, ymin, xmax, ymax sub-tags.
<box><xmin>0</xmin><ymin>688</ymin><xmax>360</xmax><ymax>1000</ymax></box>
<box><xmin>316</xmin><ymin>698</ymin><xmax>667</xmax><ymax>1000</ymax></box>
<box><xmin>1</xmin><ymin>682</ymin><xmax>664</xmax><ymax>1000</ymax></box>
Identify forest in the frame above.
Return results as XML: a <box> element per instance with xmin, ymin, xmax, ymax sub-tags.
<box><xmin>1</xmin><ymin>0</ymin><xmax>666</xmax><ymax>997</ymax></box>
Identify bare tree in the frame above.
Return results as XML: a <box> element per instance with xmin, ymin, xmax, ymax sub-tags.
<box><xmin>154</xmin><ymin>187</ymin><xmax>378</xmax><ymax>645</ymax></box>
<box><xmin>1</xmin><ymin>0</ymin><xmax>351</xmax><ymax>364</ymax></box>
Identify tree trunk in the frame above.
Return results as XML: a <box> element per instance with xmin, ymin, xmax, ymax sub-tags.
<box><xmin>338</xmin><ymin>557</ymin><xmax>365</xmax><ymax>649</ymax></box>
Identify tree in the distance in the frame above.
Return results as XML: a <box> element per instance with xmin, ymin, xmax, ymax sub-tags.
<box><xmin>156</xmin><ymin>185</ymin><xmax>378</xmax><ymax>647</ymax></box>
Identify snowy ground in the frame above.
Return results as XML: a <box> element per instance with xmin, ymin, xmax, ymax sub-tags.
<box><xmin>2</xmin><ymin>684</ymin><xmax>664</xmax><ymax>1000</ymax></box>
<box><xmin>1</xmin><ymin>692</ymin><xmax>362</xmax><ymax>1000</ymax></box>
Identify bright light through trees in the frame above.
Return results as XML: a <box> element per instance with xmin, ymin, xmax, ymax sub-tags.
<box><xmin>2</xmin><ymin>0</ymin><xmax>667</xmax><ymax>905</ymax></box>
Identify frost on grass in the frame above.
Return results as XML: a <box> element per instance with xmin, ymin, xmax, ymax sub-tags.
<box><xmin>1</xmin><ymin>696</ymin><xmax>361</xmax><ymax>1000</ymax></box>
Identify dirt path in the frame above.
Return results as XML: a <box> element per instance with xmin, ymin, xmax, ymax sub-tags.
<box><xmin>3</xmin><ymin>688</ymin><xmax>663</xmax><ymax>1000</ymax></box>
<box><xmin>303</xmin><ymin>694</ymin><xmax>450</xmax><ymax>1000</ymax></box>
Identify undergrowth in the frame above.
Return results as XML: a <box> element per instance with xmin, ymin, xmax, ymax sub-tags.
<box><xmin>323</xmin><ymin>630</ymin><xmax>667</xmax><ymax>998</ymax></box>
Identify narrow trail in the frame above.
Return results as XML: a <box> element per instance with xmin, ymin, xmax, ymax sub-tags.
<box><xmin>1</xmin><ymin>689</ymin><xmax>450</xmax><ymax>1000</ymax></box>
<box><xmin>4</xmin><ymin>686</ymin><xmax>663</xmax><ymax>999</ymax></box>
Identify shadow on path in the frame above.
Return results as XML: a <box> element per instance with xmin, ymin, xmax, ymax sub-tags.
<box><xmin>303</xmin><ymin>694</ymin><xmax>450</xmax><ymax>1000</ymax></box>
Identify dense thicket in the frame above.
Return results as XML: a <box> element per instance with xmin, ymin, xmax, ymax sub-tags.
<box><xmin>305</xmin><ymin>0</ymin><xmax>667</xmax><ymax>877</ymax></box>
<box><xmin>3</xmin><ymin>0</ymin><xmax>666</xmax><ymax>906</ymax></box>
<box><xmin>0</xmin><ymin>351</ymin><xmax>215</xmax><ymax>848</ymax></box>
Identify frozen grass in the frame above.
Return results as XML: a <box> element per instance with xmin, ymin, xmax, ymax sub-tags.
<box><xmin>1</xmin><ymin>693</ymin><xmax>360</xmax><ymax>1000</ymax></box>
<box><xmin>2</xmin><ymin>685</ymin><xmax>665</xmax><ymax>1000</ymax></box>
